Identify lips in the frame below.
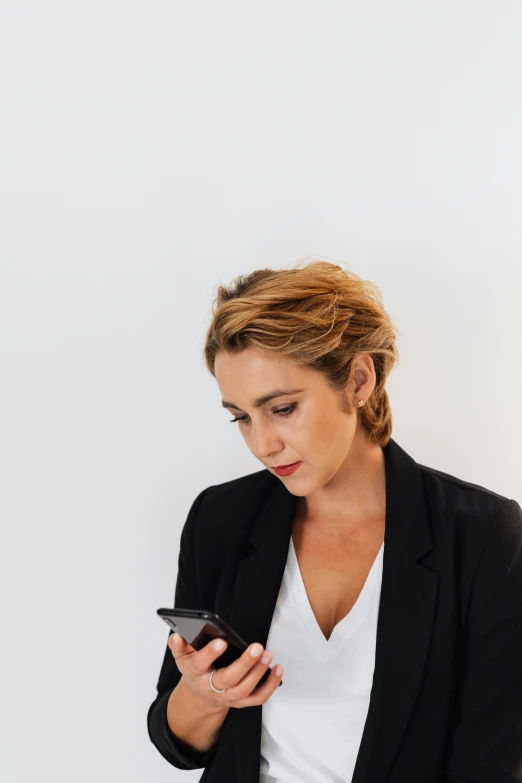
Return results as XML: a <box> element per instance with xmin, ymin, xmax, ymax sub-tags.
<box><xmin>272</xmin><ymin>461</ymin><xmax>302</xmax><ymax>476</ymax></box>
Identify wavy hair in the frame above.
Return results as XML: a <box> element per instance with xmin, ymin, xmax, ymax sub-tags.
<box><xmin>202</xmin><ymin>258</ymin><xmax>401</xmax><ymax>447</ymax></box>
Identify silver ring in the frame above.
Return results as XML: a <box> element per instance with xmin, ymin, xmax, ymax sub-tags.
<box><xmin>209</xmin><ymin>668</ymin><xmax>227</xmax><ymax>693</ymax></box>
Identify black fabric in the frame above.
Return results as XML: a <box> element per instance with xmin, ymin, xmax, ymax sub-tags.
<box><xmin>146</xmin><ymin>437</ymin><xmax>522</xmax><ymax>783</ymax></box>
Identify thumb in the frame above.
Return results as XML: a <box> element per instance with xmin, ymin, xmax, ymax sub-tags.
<box><xmin>169</xmin><ymin>632</ymin><xmax>183</xmax><ymax>650</ymax></box>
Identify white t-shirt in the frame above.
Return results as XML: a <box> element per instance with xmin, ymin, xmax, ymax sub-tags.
<box><xmin>259</xmin><ymin>535</ymin><xmax>385</xmax><ymax>783</ymax></box>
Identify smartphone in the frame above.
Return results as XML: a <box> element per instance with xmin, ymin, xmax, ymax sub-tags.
<box><xmin>157</xmin><ymin>607</ymin><xmax>283</xmax><ymax>687</ymax></box>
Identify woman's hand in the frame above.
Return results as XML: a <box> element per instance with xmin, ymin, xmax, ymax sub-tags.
<box><xmin>168</xmin><ymin>633</ymin><xmax>284</xmax><ymax>709</ymax></box>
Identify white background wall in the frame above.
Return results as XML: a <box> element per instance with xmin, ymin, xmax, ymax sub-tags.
<box><xmin>1</xmin><ymin>1</ymin><xmax>521</xmax><ymax>781</ymax></box>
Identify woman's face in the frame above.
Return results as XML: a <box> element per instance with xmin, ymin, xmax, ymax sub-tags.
<box><xmin>215</xmin><ymin>348</ymin><xmax>374</xmax><ymax>492</ymax></box>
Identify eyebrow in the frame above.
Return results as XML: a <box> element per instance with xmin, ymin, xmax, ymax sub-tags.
<box><xmin>221</xmin><ymin>387</ymin><xmax>306</xmax><ymax>411</ymax></box>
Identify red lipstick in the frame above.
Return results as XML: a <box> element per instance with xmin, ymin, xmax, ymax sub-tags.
<box><xmin>272</xmin><ymin>461</ymin><xmax>302</xmax><ymax>476</ymax></box>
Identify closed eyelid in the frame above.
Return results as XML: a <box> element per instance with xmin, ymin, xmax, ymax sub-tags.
<box><xmin>229</xmin><ymin>402</ymin><xmax>298</xmax><ymax>423</ymax></box>
<box><xmin>222</xmin><ymin>389</ymin><xmax>306</xmax><ymax>412</ymax></box>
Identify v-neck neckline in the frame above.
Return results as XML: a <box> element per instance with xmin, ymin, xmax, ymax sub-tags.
<box><xmin>285</xmin><ymin>535</ymin><xmax>384</xmax><ymax>663</ymax></box>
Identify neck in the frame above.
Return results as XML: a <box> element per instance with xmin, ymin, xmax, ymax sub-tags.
<box><xmin>294</xmin><ymin>437</ymin><xmax>386</xmax><ymax>535</ymax></box>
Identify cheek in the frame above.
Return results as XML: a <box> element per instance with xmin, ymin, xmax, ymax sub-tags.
<box><xmin>297</xmin><ymin>412</ymin><xmax>334</xmax><ymax>447</ymax></box>
<box><xmin>308</xmin><ymin>408</ymin><xmax>337</xmax><ymax>434</ymax></box>
<box><xmin>309</xmin><ymin>413</ymin><xmax>347</xmax><ymax>452</ymax></box>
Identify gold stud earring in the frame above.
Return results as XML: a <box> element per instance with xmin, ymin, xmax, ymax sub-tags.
<box><xmin>357</xmin><ymin>399</ymin><xmax>365</xmax><ymax>407</ymax></box>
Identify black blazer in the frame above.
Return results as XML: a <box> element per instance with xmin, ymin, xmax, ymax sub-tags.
<box><xmin>147</xmin><ymin>437</ymin><xmax>522</xmax><ymax>783</ymax></box>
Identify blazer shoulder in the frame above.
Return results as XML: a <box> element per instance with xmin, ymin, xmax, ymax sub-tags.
<box><xmin>190</xmin><ymin>469</ymin><xmax>277</xmax><ymax>552</ymax></box>
<box><xmin>416</xmin><ymin>459</ymin><xmax>513</xmax><ymax>519</ymax></box>
<box><xmin>203</xmin><ymin>467</ymin><xmax>275</xmax><ymax>501</ymax></box>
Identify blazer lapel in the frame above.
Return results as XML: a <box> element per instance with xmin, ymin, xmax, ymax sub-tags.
<box><xmin>228</xmin><ymin>437</ymin><xmax>439</xmax><ymax>783</ymax></box>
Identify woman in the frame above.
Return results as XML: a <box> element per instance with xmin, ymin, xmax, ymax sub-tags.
<box><xmin>147</xmin><ymin>260</ymin><xmax>522</xmax><ymax>783</ymax></box>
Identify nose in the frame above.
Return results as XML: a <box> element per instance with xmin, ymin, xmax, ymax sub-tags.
<box><xmin>250</xmin><ymin>425</ymin><xmax>283</xmax><ymax>462</ymax></box>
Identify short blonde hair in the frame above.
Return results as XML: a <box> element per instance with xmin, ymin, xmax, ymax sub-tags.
<box><xmin>203</xmin><ymin>258</ymin><xmax>400</xmax><ymax>447</ymax></box>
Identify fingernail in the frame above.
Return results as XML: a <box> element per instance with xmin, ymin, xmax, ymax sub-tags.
<box><xmin>172</xmin><ymin>632</ymin><xmax>180</xmax><ymax>644</ymax></box>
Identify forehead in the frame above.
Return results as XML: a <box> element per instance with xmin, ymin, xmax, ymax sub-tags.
<box><xmin>215</xmin><ymin>350</ymin><xmax>316</xmax><ymax>408</ymax></box>
<box><xmin>215</xmin><ymin>349</ymin><xmax>307</xmax><ymax>384</ymax></box>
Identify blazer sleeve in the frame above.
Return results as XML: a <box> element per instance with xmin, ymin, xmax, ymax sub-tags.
<box><xmin>147</xmin><ymin>485</ymin><xmax>223</xmax><ymax>771</ymax></box>
<box><xmin>442</xmin><ymin>498</ymin><xmax>522</xmax><ymax>783</ymax></box>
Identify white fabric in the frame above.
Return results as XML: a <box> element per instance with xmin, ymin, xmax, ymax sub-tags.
<box><xmin>259</xmin><ymin>535</ymin><xmax>385</xmax><ymax>783</ymax></box>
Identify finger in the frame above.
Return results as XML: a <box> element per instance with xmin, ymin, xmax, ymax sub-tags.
<box><xmin>193</xmin><ymin>637</ymin><xmax>229</xmax><ymax>674</ymax></box>
<box><xmin>237</xmin><ymin>649</ymin><xmax>273</xmax><ymax>693</ymax></box>
<box><xmin>222</xmin><ymin>651</ymin><xmax>280</xmax><ymax>705</ymax></box>
<box><xmin>238</xmin><ymin>659</ymin><xmax>284</xmax><ymax>705</ymax></box>
<box><xmin>169</xmin><ymin>631</ymin><xmax>193</xmax><ymax>654</ymax></box>
<box><xmin>207</xmin><ymin>642</ymin><xmax>266</xmax><ymax>690</ymax></box>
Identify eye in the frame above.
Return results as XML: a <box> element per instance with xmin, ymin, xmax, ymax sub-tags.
<box><xmin>229</xmin><ymin>403</ymin><xmax>297</xmax><ymax>424</ymax></box>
